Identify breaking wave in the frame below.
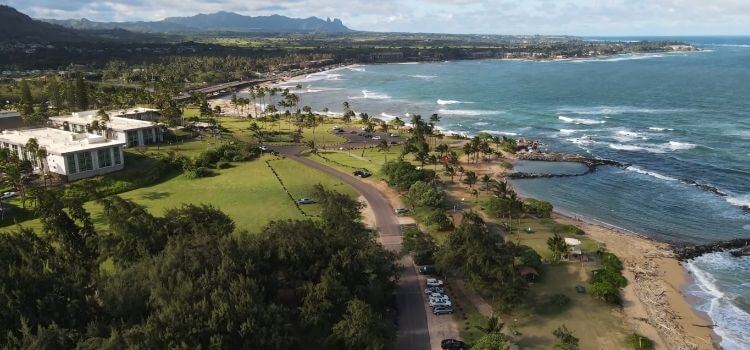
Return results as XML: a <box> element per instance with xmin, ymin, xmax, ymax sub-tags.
<box><xmin>558</xmin><ymin>116</ymin><xmax>606</xmax><ymax>125</ymax></box>
<box><xmin>626</xmin><ymin>166</ymin><xmax>677</xmax><ymax>181</ymax></box>
<box><xmin>438</xmin><ymin>109</ymin><xmax>503</xmax><ymax>116</ymax></box>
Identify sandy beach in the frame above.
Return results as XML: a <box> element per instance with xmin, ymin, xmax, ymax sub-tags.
<box><xmin>552</xmin><ymin>211</ymin><xmax>718</xmax><ymax>349</ymax></box>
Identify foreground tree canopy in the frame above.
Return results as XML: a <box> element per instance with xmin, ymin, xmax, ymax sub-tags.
<box><xmin>0</xmin><ymin>185</ymin><xmax>398</xmax><ymax>349</ymax></box>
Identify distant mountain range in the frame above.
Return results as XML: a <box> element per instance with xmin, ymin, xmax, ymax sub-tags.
<box><xmin>0</xmin><ymin>5</ymin><xmax>162</xmax><ymax>42</ymax></box>
<box><xmin>43</xmin><ymin>11</ymin><xmax>351</xmax><ymax>33</ymax></box>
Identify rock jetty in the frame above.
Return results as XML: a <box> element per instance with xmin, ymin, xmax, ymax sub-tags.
<box><xmin>673</xmin><ymin>238</ymin><xmax>750</xmax><ymax>261</ymax></box>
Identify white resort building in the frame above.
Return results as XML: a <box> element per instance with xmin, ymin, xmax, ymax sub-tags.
<box><xmin>0</xmin><ymin>128</ymin><xmax>125</xmax><ymax>181</ymax></box>
<box><xmin>49</xmin><ymin>109</ymin><xmax>163</xmax><ymax>147</ymax></box>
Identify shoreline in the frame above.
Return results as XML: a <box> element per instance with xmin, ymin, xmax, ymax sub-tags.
<box><xmin>550</xmin><ymin>208</ymin><xmax>719</xmax><ymax>349</ymax></box>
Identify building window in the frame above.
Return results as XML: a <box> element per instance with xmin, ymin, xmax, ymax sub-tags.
<box><xmin>113</xmin><ymin>147</ymin><xmax>122</xmax><ymax>165</ymax></box>
<box><xmin>66</xmin><ymin>154</ymin><xmax>77</xmax><ymax>174</ymax></box>
<box><xmin>98</xmin><ymin>148</ymin><xmax>112</xmax><ymax>168</ymax></box>
<box><xmin>143</xmin><ymin>128</ymin><xmax>155</xmax><ymax>144</ymax></box>
<box><xmin>127</xmin><ymin>131</ymin><xmax>139</xmax><ymax>147</ymax></box>
<box><xmin>77</xmin><ymin>151</ymin><xmax>93</xmax><ymax>172</ymax></box>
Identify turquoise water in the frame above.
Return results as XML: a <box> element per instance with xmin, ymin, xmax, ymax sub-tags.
<box><xmin>258</xmin><ymin>37</ymin><xmax>750</xmax><ymax>347</ymax></box>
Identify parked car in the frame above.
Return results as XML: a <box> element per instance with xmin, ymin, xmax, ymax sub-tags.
<box><xmin>259</xmin><ymin>146</ymin><xmax>274</xmax><ymax>152</ymax></box>
<box><xmin>426</xmin><ymin>278</ymin><xmax>444</xmax><ymax>287</ymax></box>
<box><xmin>418</xmin><ymin>265</ymin><xmax>436</xmax><ymax>275</ymax></box>
<box><xmin>295</xmin><ymin>198</ymin><xmax>316</xmax><ymax>205</ymax></box>
<box><xmin>389</xmin><ymin>133</ymin><xmax>399</xmax><ymax>137</ymax></box>
<box><xmin>394</xmin><ymin>208</ymin><xmax>409</xmax><ymax>214</ymax></box>
<box><xmin>428</xmin><ymin>292</ymin><xmax>447</xmax><ymax>299</ymax></box>
<box><xmin>441</xmin><ymin>339</ymin><xmax>467</xmax><ymax>350</ymax></box>
<box><xmin>372</xmin><ymin>135</ymin><xmax>382</xmax><ymax>140</ymax></box>
<box><xmin>353</xmin><ymin>169</ymin><xmax>372</xmax><ymax>178</ymax></box>
<box><xmin>424</xmin><ymin>287</ymin><xmax>445</xmax><ymax>295</ymax></box>
<box><xmin>0</xmin><ymin>191</ymin><xmax>18</xmax><ymax>200</ymax></box>
<box><xmin>429</xmin><ymin>298</ymin><xmax>452</xmax><ymax>308</ymax></box>
<box><xmin>432</xmin><ymin>306</ymin><xmax>454</xmax><ymax>315</ymax></box>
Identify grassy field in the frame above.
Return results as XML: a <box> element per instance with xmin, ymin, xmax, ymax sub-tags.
<box><xmin>308</xmin><ymin>145</ymin><xmax>404</xmax><ymax>179</ymax></box>
<box><xmin>6</xmin><ymin>155</ymin><xmax>355</xmax><ymax>234</ymax></box>
<box><xmin>511</xmin><ymin>264</ymin><xmax>631</xmax><ymax>349</ymax></box>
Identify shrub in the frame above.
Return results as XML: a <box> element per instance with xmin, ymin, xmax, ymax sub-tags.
<box><xmin>404</xmin><ymin>181</ymin><xmax>445</xmax><ymax>209</ymax></box>
<box><xmin>381</xmin><ymin>160</ymin><xmax>435</xmax><ymax>191</ymax></box>
<box><xmin>590</xmin><ymin>251</ymin><xmax>627</xmax><ymax>304</ymax></box>
<box><xmin>187</xmin><ymin>167</ymin><xmax>215</xmax><ymax>179</ymax></box>
<box><xmin>217</xmin><ymin>162</ymin><xmax>232</xmax><ymax>169</ymax></box>
<box><xmin>557</xmin><ymin>224</ymin><xmax>586</xmax><ymax>235</ymax></box>
<box><xmin>625</xmin><ymin>333</ymin><xmax>654</xmax><ymax>350</ymax></box>
<box><xmin>427</xmin><ymin>210</ymin><xmax>453</xmax><ymax>231</ymax></box>
<box><xmin>524</xmin><ymin>198</ymin><xmax>553</xmax><ymax>218</ymax></box>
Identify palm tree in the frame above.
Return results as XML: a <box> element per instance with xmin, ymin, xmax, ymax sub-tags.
<box><xmin>97</xmin><ymin>109</ymin><xmax>110</xmax><ymax>138</ymax></box>
<box><xmin>444</xmin><ymin>165</ymin><xmax>456</xmax><ymax>183</ymax></box>
<box><xmin>377</xmin><ymin>139</ymin><xmax>390</xmax><ymax>162</ymax></box>
<box><xmin>462</xmin><ymin>142</ymin><xmax>474</xmax><ymax>163</ymax></box>
<box><xmin>475</xmin><ymin>316</ymin><xmax>504</xmax><ymax>334</ymax></box>
<box><xmin>463</xmin><ymin>171</ymin><xmax>478</xmax><ymax>188</ymax></box>
<box><xmin>547</xmin><ymin>233</ymin><xmax>569</xmax><ymax>262</ymax></box>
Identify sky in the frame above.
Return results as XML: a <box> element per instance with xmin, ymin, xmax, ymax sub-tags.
<box><xmin>6</xmin><ymin>0</ymin><xmax>750</xmax><ymax>36</ymax></box>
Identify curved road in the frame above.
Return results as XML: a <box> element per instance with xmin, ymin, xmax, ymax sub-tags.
<box><xmin>279</xmin><ymin>147</ymin><xmax>431</xmax><ymax>350</ymax></box>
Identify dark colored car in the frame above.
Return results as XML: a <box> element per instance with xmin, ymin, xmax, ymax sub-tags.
<box><xmin>353</xmin><ymin>169</ymin><xmax>372</xmax><ymax>178</ymax></box>
<box><xmin>432</xmin><ymin>306</ymin><xmax>454</xmax><ymax>315</ymax></box>
<box><xmin>441</xmin><ymin>339</ymin><xmax>467</xmax><ymax>350</ymax></box>
<box><xmin>418</xmin><ymin>265</ymin><xmax>436</xmax><ymax>275</ymax></box>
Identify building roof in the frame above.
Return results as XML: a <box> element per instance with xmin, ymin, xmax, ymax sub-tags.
<box><xmin>0</xmin><ymin>128</ymin><xmax>124</xmax><ymax>155</ymax></box>
<box><xmin>50</xmin><ymin>112</ymin><xmax>156</xmax><ymax>132</ymax></box>
<box><xmin>0</xmin><ymin>110</ymin><xmax>21</xmax><ymax>118</ymax></box>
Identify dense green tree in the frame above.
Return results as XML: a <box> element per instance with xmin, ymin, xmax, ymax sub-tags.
<box><xmin>404</xmin><ymin>180</ymin><xmax>445</xmax><ymax>209</ymax></box>
<box><xmin>74</xmin><ymin>74</ymin><xmax>89</xmax><ymax>111</ymax></box>
<box><xmin>471</xmin><ymin>333</ymin><xmax>510</xmax><ymax>350</ymax></box>
<box><xmin>18</xmin><ymin>80</ymin><xmax>34</xmax><ymax>118</ymax></box>
<box><xmin>547</xmin><ymin>233</ymin><xmax>569</xmax><ymax>263</ymax></box>
<box><xmin>332</xmin><ymin>299</ymin><xmax>394</xmax><ymax>350</ymax></box>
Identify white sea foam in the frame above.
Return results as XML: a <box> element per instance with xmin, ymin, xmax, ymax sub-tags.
<box><xmin>558</xmin><ymin>129</ymin><xmax>578</xmax><ymax>135</ymax></box>
<box><xmin>665</xmin><ymin>141</ymin><xmax>696</xmax><ymax>151</ymax></box>
<box><xmin>438</xmin><ymin>109</ymin><xmax>503</xmax><ymax>116</ymax></box>
<box><xmin>725</xmin><ymin>194</ymin><xmax>750</xmax><ymax>208</ymax></box>
<box><xmin>566</xmin><ymin>136</ymin><xmax>595</xmax><ymax>146</ymax></box>
<box><xmin>379</xmin><ymin>112</ymin><xmax>398</xmax><ymax>121</ymax></box>
<box><xmin>558</xmin><ymin>116</ymin><xmax>606</xmax><ymax>125</ymax></box>
<box><xmin>480</xmin><ymin>130</ymin><xmax>518</xmax><ymax>136</ymax></box>
<box><xmin>347</xmin><ymin>65</ymin><xmax>366</xmax><ymax>72</ymax></box>
<box><xmin>686</xmin><ymin>253</ymin><xmax>750</xmax><ymax>350</ymax></box>
<box><xmin>394</xmin><ymin>62</ymin><xmax>419</xmax><ymax>65</ymax></box>
<box><xmin>474</xmin><ymin>122</ymin><xmax>490</xmax><ymax>126</ymax></box>
<box><xmin>437</xmin><ymin>99</ymin><xmax>467</xmax><ymax>105</ymax></box>
<box><xmin>569</xmin><ymin>53</ymin><xmax>666</xmax><ymax>63</ymax></box>
<box><xmin>348</xmin><ymin>90</ymin><xmax>391</xmax><ymax>100</ymax></box>
<box><xmin>608</xmin><ymin>141</ymin><xmax>696</xmax><ymax>153</ymax></box>
<box><xmin>648</xmin><ymin>127</ymin><xmax>674</xmax><ymax>132</ymax></box>
<box><xmin>558</xmin><ymin>106</ymin><xmax>686</xmax><ymax>115</ymax></box>
<box><xmin>287</xmin><ymin>72</ymin><xmax>343</xmax><ymax>83</ymax></box>
<box><xmin>626</xmin><ymin>166</ymin><xmax>677</xmax><ymax>181</ymax></box>
<box><xmin>410</xmin><ymin>75</ymin><xmax>437</xmax><ymax>80</ymax></box>
<box><xmin>613</xmin><ymin>130</ymin><xmax>646</xmax><ymax>142</ymax></box>
<box><xmin>706</xmin><ymin>44</ymin><xmax>750</xmax><ymax>48</ymax></box>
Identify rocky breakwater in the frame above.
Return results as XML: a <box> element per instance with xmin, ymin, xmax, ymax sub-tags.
<box><xmin>505</xmin><ymin>152</ymin><xmax>627</xmax><ymax>179</ymax></box>
<box><xmin>673</xmin><ymin>238</ymin><xmax>750</xmax><ymax>261</ymax></box>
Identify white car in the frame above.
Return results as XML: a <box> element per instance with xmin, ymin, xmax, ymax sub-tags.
<box><xmin>0</xmin><ymin>191</ymin><xmax>17</xmax><ymax>200</ymax></box>
<box><xmin>428</xmin><ymin>292</ymin><xmax>446</xmax><ymax>299</ymax></box>
<box><xmin>372</xmin><ymin>135</ymin><xmax>382</xmax><ymax>140</ymax></box>
<box><xmin>389</xmin><ymin>133</ymin><xmax>398</xmax><ymax>137</ymax></box>
<box><xmin>426</xmin><ymin>278</ymin><xmax>444</xmax><ymax>287</ymax></box>
<box><xmin>429</xmin><ymin>298</ymin><xmax>452</xmax><ymax>307</ymax></box>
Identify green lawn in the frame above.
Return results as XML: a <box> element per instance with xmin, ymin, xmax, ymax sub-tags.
<box><xmin>309</xmin><ymin>145</ymin><xmax>403</xmax><ymax>179</ymax></box>
<box><xmin>511</xmin><ymin>264</ymin><xmax>630</xmax><ymax>350</ymax></box>
<box><xmin>7</xmin><ymin>156</ymin><xmax>355</xmax><ymax>234</ymax></box>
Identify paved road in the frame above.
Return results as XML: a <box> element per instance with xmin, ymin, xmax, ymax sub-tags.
<box><xmin>278</xmin><ymin>147</ymin><xmax>431</xmax><ymax>350</ymax></box>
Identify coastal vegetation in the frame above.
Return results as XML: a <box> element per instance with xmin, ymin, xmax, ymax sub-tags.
<box><xmin>0</xmin><ymin>186</ymin><xmax>397</xmax><ymax>348</ymax></box>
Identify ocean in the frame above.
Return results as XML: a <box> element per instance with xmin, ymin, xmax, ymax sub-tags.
<box><xmin>254</xmin><ymin>36</ymin><xmax>750</xmax><ymax>348</ymax></box>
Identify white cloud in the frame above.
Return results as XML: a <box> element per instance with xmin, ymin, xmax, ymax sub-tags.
<box><xmin>7</xmin><ymin>0</ymin><xmax>750</xmax><ymax>35</ymax></box>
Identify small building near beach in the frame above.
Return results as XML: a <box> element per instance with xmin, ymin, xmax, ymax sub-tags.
<box><xmin>0</xmin><ymin>128</ymin><xmax>125</xmax><ymax>181</ymax></box>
